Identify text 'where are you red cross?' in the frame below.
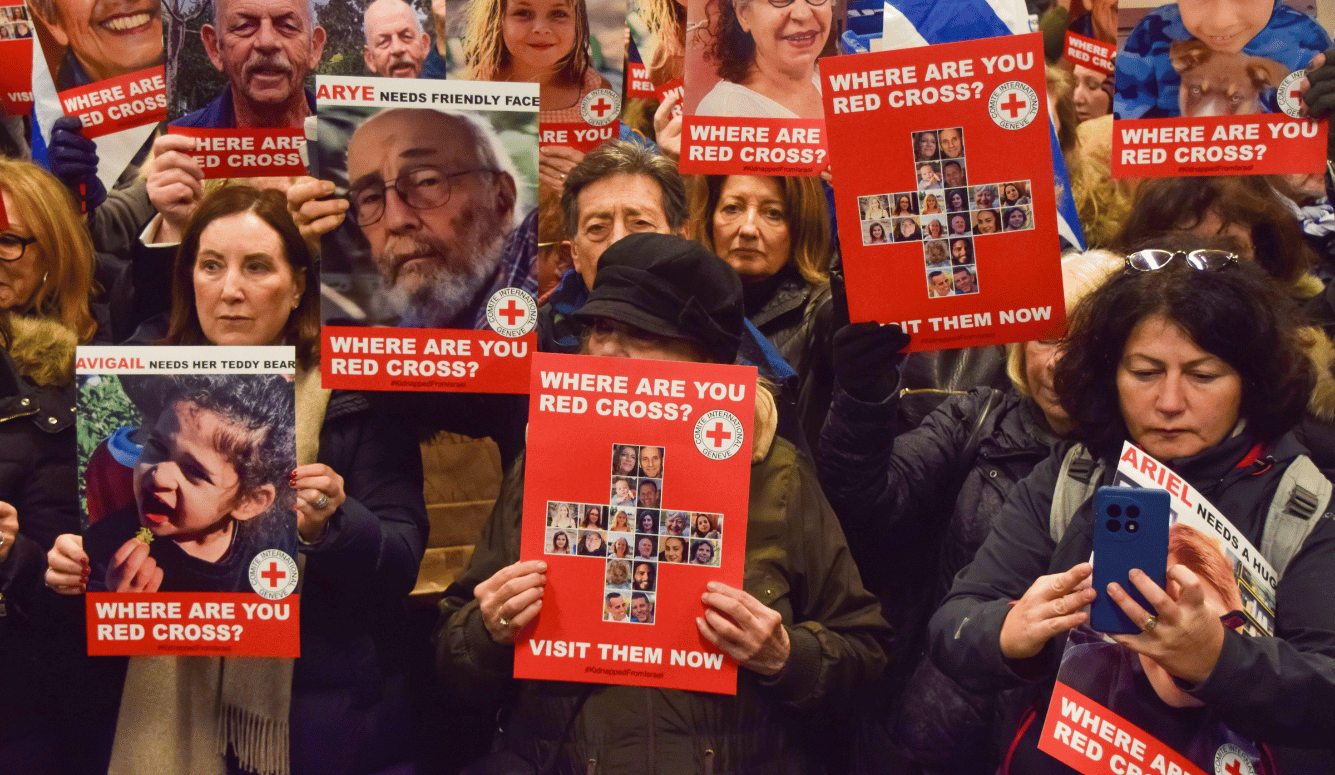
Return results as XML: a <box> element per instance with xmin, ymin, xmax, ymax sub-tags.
<box><xmin>516</xmin><ymin>352</ymin><xmax>756</xmax><ymax>694</ymax></box>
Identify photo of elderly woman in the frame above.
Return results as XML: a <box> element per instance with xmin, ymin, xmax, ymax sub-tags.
<box><xmin>693</xmin><ymin>0</ymin><xmax>831</xmax><ymax>119</ymax></box>
<box><xmin>83</xmin><ymin>374</ymin><xmax>296</xmax><ymax>594</ymax></box>
<box><xmin>661</xmin><ymin>511</ymin><xmax>688</xmax><ymax>536</ymax></box>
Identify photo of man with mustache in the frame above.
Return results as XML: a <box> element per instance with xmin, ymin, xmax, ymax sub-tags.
<box><xmin>172</xmin><ymin>0</ymin><xmax>326</xmax><ymax>128</ymax></box>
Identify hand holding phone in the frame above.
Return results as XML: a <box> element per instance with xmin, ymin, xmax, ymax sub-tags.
<box><xmin>1091</xmin><ymin>487</ymin><xmax>1170</xmax><ymax>635</ymax></box>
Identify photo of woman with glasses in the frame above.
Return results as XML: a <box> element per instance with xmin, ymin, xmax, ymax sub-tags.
<box><xmin>694</xmin><ymin>0</ymin><xmax>831</xmax><ymax>120</ymax></box>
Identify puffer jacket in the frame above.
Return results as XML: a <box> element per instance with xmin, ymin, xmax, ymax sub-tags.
<box><xmin>744</xmin><ymin>267</ymin><xmax>835</xmax><ymax>460</ymax></box>
<box><xmin>0</xmin><ymin>317</ymin><xmax>119</xmax><ymax>774</ymax></box>
<box><xmin>818</xmin><ymin>386</ymin><xmax>1059</xmax><ymax>773</ymax></box>
<box><xmin>930</xmin><ymin>431</ymin><xmax>1335</xmax><ymax>773</ymax></box>
<box><xmin>436</xmin><ymin>390</ymin><xmax>889</xmax><ymax>775</ymax></box>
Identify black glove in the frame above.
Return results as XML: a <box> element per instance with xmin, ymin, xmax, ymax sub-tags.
<box><xmin>48</xmin><ymin>115</ymin><xmax>106</xmax><ymax>214</ymax></box>
<box><xmin>1303</xmin><ymin>48</ymin><xmax>1335</xmax><ymax>121</ymax></box>
<box><xmin>832</xmin><ymin>321</ymin><xmax>911</xmax><ymax>403</ymax></box>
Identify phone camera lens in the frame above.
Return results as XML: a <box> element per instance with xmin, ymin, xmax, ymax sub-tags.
<box><xmin>1107</xmin><ymin>504</ymin><xmax>1122</xmax><ymax>518</ymax></box>
<box><xmin>1125</xmin><ymin>521</ymin><xmax>1139</xmax><ymax>533</ymax></box>
<box><xmin>1106</xmin><ymin>519</ymin><xmax>1120</xmax><ymax>532</ymax></box>
<box><xmin>1127</xmin><ymin>505</ymin><xmax>1140</xmax><ymax>518</ymax></box>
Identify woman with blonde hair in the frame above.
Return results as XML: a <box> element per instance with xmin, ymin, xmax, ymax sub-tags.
<box><xmin>0</xmin><ymin>160</ymin><xmax>97</xmax><ymax>343</ymax></box>
<box><xmin>690</xmin><ymin>173</ymin><xmax>834</xmax><ymax>454</ymax></box>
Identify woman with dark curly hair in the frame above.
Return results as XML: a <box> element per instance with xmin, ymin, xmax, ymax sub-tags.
<box><xmin>695</xmin><ymin>0</ymin><xmax>831</xmax><ymax>119</ymax></box>
<box><xmin>930</xmin><ymin>242</ymin><xmax>1335</xmax><ymax>772</ymax></box>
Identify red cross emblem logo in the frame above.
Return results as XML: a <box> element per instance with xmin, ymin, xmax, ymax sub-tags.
<box><xmin>693</xmin><ymin>410</ymin><xmax>744</xmax><ymax>460</ymax></box>
<box><xmin>486</xmin><ymin>288</ymin><xmax>537</xmax><ymax>337</ymax></box>
<box><xmin>988</xmin><ymin>81</ymin><xmax>1040</xmax><ymax>130</ymax></box>
<box><xmin>1277</xmin><ymin>70</ymin><xmax>1307</xmax><ymax>118</ymax></box>
<box><xmin>580</xmin><ymin>89</ymin><xmax>621</xmax><ymax>126</ymax></box>
<box><xmin>248</xmin><ymin>549</ymin><xmax>298</xmax><ymax>599</ymax></box>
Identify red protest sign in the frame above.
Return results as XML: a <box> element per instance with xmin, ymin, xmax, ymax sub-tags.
<box><xmin>86</xmin><ymin>593</ymin><xmax>300</xmax><ymax>657</ymax></box>
<box><xmin>1111</xmin><ymin>115</ymin><xmax>1325</xmax><ymax>177</ymax></box>
<box><xmin>166</xmin><ymin>126</ymin><xmax>308</xmax><ymax>179</ymax></box>
<box><xmin>822</xmin><ymin>33</ymin><xmax>1065</xmax><ymax>352</ymax></box>
<box><xmin>540</xmin><ymin>121</ymin><xmax>619</xmax><ymax>152</ymax></box>
<box><xmin>320</xmin><ymin>327</ymin><xmax>534</xmax><ymax>393</ymax></box>
<box><xmin>680</xmin><ymin>116</ymin><xmax>830</xmax><ymax>175</ymax></box>
<box><xmin>514</xmin><ymin>352</ymin><xmax>755</xmax><ymax>694</ymax></box>
<box><xmin>0</xmin><ymin>0</ymin><xmax>33</xmax><ymax>116</ymax></box>
<box><xmin>59</xmin><ymin>66</ymin><xmax>166</xmax><ymax>139</ymax></box>
<box><xmin>1064</xmin><ymin>32</ymin><xmax>1115</xmax><ymax>76</ymax></box>
<box><xmin>1038</xmin><ymin>681</ymin><xmax>1208</xmax><ymax>775</ymax></box>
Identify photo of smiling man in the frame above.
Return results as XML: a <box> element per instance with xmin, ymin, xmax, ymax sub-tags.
<box><xmin>27</xmin><ymin>0</ymin><xmax>162</xmax><ymax>91</ymax></box>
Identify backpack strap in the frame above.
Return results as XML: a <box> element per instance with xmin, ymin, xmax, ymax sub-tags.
<box><xmin>1049</xmin><ymin>444</ymin><xmax>1105</xmax><ymax>545</ymax></box>
<box><xmin>1261</xmin><ymin>455</ymin><xmax>1333</xmax><ymax>578</ymax></box>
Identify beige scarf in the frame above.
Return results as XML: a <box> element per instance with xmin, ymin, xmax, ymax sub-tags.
<box><xmin>109</xmin><ymin>368</ymin><xmax>331</xmax><ymax>775</ymax></box>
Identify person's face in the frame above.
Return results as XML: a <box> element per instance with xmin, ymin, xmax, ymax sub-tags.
<box><xmin>554</xmin><ymin>532</ymin><xmax>568</xmax><ymax>550</ymax></box>
<box><xmin>930</xmin><ymin>273</ymin><xmax>951</xmax><ymax>296</ymax></box>
<box><xmin>607</xmin><ymin>596</ymin><xmax>626</xmax><ymax>620</ymax></box>
<box><xmin>1003</xmin><ymin>184</ymin><xmax>1019</xmax><ymax>203</ymax></box>
<box><xmin>712</xmin><ymin>175</ymin><xmax>791</xmax><ymax>281</ymax></box>
<box><xmin>202</xmin><ymin>0</ymin><xmax>325</xmax><ymax>111</ymax></box>
<box><xmin>694</xmin><ymin>542</ymin><xmax>713</xmax><ymax>564</ymax></box>
<box><xmin>943</xmin><ymin>164</ymin><xmax>964</xmax><ymax>188</ymax></box>
<box><xmin>631</xmin><ymin>596</ymin><xmax>649</xmax><ymax>620</ymax></box>
<box><xmin>667</xmin><ymin>514</ymin><xmax>685</xmax><ymax>535</ymax></box>
<box><xmin>608</xmin><ymin>562</ymin><xmax>627</xmax><ymax>583</ymax></box>
<box><xmin>953</xmin><ymin>269</ymin><xmax>975</xmax><ymax>294</ymax></box>
<box><xmin>639</xmin><ymin>446</ymin><xmax>662</xmax><ymax>478</ymax></box>
<box><xmin>975</xmin><ymin>187</ymin><xmax>994</xmax><ymax>208</ymax></box>
<box><xmin>589</xmin><ymin>506</ymin><xmax>603</xmax><ymax>525</ymax></box>
<box><xmin>43</xmin><ymin>0</ymin><xmax>162</xmax><ymax>81</ymax></box>
<box><xmin>734</xmin><ymin>0</ymin><xmax>830</xmax><ymax>81</ymax></box>
<box><xmin>0</xmin><ymin>194</ymin><xmax>44</xmax><ymax>312</ymax></box>
<box><xmin>501</xmin><ymin>0</ymin><xmax>576</xmax><ymax>74</ymax></box>
<box><xmin>585</xmin><ymin>532</ymin><xmax>603</xmax><ymax>550</ymax></box>
<box><xmin>1024</xmin><ymin>339</ymin><xmax>1068</xmax><ymax>430</ymax></box>
<box><xmin>918</xmin><ymin>164</ymin><xmax>935</xmax><ymax>183</ymax></box>
<box><xmin>613</xmin><ymin>479</ymin><xmax>630</xmax><ymax>499</ymax></box>
<box><xmin>926</xmin><ymin>220</ymin><xmax>943</xmax><ymax>239</ymax></box>
<box><xmin>974</xmin><ymin>210</ymin><xmax>997</xmax><ymax>234</ymax></box>
<box><xmin>1007</xmin><ymin>209</ymin><xmax>1026</xmax><ymax>230</ymax></box>
<box><xmin>695</xmin><ymin>514</ymin><xmax>710</xmax><ymax>533</ymax></box>
<box><xmin>663</xmin><ymin>538</ymin><xmax>684</xmax><ymax>562</ymax></box>
<box><xmin>570</xmin><ymin>174</ymin><xmax>672</xmax><ymax>291</ymax></box>
<box><xmin>1117</xmin><ymin>314</ymin><xmax>1243</xmax><ymax>460</ymax></box>
<box><xmin>638</xmin><ymin>482</ymin><xmax>658</xmax><ymax>507</ymax></box>
<box><xmin>585</xmin><ymin>318</ymin><xmax>705</xmax><ymax>361</ymax></box>
<box><xmin>362</xmin><ymin>0</ymin><xmax>429</xmax><ymax>78</ymax></box>
<box><xmin>917</xmin><ymin>132</ymin><xmax>937</xmax><ymax>157</ymax></box>
<box><xmin>951</xmin><ymin>240</ymin><xmax>968</xmax><ymax>261</ymax></box>
<box><xmin>869</xmin><ymin>223</ymin><xmax>884</xmax><ymax>241</ymax></box>
<box><xmin>193</xmin><ymin>212</ymin><xmax>302</xmax><ymax>347</ymax></box>
<box><xmin>346</xmin><ymin>111</ymin><xmax>516</xmax><ymax>302</ymax></box>
<box><xmin>614</xmin><ymin>538</ymin><xmax>629</xmax><ymax>556</ymax></box>
<box><xmin>134</xmin><ymin>400</ymin><xmax>273</xmax><ymax>539</ymax></box>
<box><xmin>615</xmin><ymin>445</ymin><xmax>638</xmax><ymax>474</ymax></box>
<box><xmin>633</xmin><ymin>563</ymin><xmax>650</xmax><ymax>585</ymax></box>
<box><xmin>948</xmin><ymin>191</ymin><xmax>965</xmax><ymax>210</ymax></box>
<box><xmin>899</xmin><ymin>219</ymin><xmax>916</xmax><ymax>237</ymax></box>
<box><xmin>923</xmin><ymin>195</ymin><xmax>939</xmax><ymax>213</ymax></box>
<box><xmin>638</xmin><ymin>538</ymin><xmax>654</xmax><ymax>558</ymax></box>
<box><xmin>1177</xmin><ymin>0</ymin><xmax>1271</xmax><ymax>55</ymax></box>
<box><xmin>1072</xmin><ymin>65</ymin><xmax>1111</xmax><ymax>122</ymax></box>
<box><xmin>938</xmin><ymin>128</ymin><xmax>963</xmax><ymax>158</ymax></box>
<box><xmin>897</xmin><ymin>195</ymin><xmax>911</xmax><ymax>212</ymax></box>
<box><xmin>639</xmin><ymin>512</ymin><xmax>654</xmax><ymax>532</ymax></box>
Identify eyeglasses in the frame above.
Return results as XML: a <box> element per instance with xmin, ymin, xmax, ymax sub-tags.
<box><xmin>1125</xmin><ymin>249</ymin><xmax>1238</xmax><ymax>272</ymax></box>
<box><xmin>762</xmin><ymin>0</ymin><xmax>830</xmax><ymax>8</ymax></box>
<box><xmin>0</xmin><ymin>233</ymin><xmax>37</xmax><ymax>262</ymax></box>
<box><xmin>349</xmin><ymin>167</ymin><xmax>499</xmax><ymax>227</ymax></box>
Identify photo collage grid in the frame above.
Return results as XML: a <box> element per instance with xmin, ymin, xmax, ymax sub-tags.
<box><xmin>0</xmin><ymin>5</ymin><xmax>31</xmax><ymax>40</ymax></box>
<box><xmin>856</xmin><ymin>127</ymin><xmax>1035</xmax><ymax>299</ymax></box>
<box><xmin>544</xmin><ymin>444</ymin><xmax>725</xmax><ymax>625</ymax></box>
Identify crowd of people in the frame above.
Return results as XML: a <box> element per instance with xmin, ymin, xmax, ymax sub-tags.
<box><xmin>4</xmin><ymin>1</ymin><xmax>1335</xmax><ymax>773</ymax></box>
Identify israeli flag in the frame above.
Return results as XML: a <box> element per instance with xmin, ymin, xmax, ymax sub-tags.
<box><xmin>881</xmin><ymin>0</ymin><xmax>1087</xmax><ymax>251</ymax></box>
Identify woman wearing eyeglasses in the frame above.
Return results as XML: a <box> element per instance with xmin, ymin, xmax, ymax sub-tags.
<box><xmin>695</xmin><ymin>0</ymin><xmax>831</xmax><ymax>120</ymax></box>
<box><xmin>817</xmin><ymin>251</ymin><xmax>1122</xmax><ymax>774</ymax></box>
<box><xmin>929</xmin><ymin>238</ymin><xmax>1335</xmax><ymax>774</ymax></box>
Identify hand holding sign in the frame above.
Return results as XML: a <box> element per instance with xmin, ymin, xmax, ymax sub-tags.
<box><xmin>145</xmin><ymin>133</ymin><xmax>206</xmax><ymax>244</ymax></box>
<box><xmin>286</xmin><ymin>178</ymin><xmax>349</xmax><ymax>251</ymax></box>
<box><xmin>999</xmin><ymin>562</ymin><xmax>1095</xmax><ymax>660</ymax></box>
<box><xmin>697</xmin><ymin>581</ymin><xmax>790</xmax><ymax>677</ymax></box>
<box><xmin>477</xmin><ymin>559</ymin><xmax>548</xmax><ymax>644</ymax></box>
<box><xmin>1107</xmin><ymin>565</ymin><xmax>1227</xmax><ymax>686</ymax></box>
<box><xmin>292</xmin><ymin>463</ymin><xmax>346</xmax><ymax>542</ymax></box>
<box><xmin>45</xmin><ymin>534</ymin><xmax>89</xmax><ymax>594</ymax></box>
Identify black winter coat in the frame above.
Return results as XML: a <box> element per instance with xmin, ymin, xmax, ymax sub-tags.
<box><xmin>930</xmin><ymin>432</ymin><xmax>1335</xmax><ymax>772</ymax></box>
<box><xmin>290</xmin><ymin>390</ymin><xmax>430</xmax><ymax>775</ymax></box>
<box><xmin>818</xmin><ymin>386</ymin><xmax>1059</xmax><ymax>773</ymax></box>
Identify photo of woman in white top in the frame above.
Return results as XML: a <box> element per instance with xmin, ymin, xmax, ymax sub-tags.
<box><xmin>695</xmin><ymin>0</ymin><xmax>831</xmax><ymax>119</ymax></box>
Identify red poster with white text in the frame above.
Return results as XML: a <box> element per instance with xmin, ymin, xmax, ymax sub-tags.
<box><xmin>166</xmin><ymin>126</ymin><xmax>307</xmax><ymax>179</ymax></box>
<box><xmin>822</xmin><ymin>33</ymin><xmax>1064</xmax><ymax>352</ymax></box>
<box><xmin>0</xmin><ymin>0</ymin><xmax>33</xmax><ymax>116</ymax></box>
<box><xmin>514</xmin><ymin>352</ymin><xmax>755</xmax><ymax>694</ymax></box>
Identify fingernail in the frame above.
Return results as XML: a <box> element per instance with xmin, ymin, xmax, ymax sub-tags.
<box><xmin>537</xmin><ymin>561</ymin><xmax>547</xmax><ymax>571</ymax></box>
<box><xmin>321</xmin><ymin>181</ymin><xmax>334</xmax><ymax>193</ymax></box>
<box><xmin>706</xmin><ymin>581</ymin><xmax>719</xmax><ymax>591</ymax></box>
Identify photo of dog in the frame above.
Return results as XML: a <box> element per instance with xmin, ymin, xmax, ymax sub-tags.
<box><xmin>1169</xmin><ymin>39</ymin><xmax>1290</xmax><ymax>117</ymax></box>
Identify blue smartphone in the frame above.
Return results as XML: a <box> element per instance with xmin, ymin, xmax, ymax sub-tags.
<box><xmin>1090</xmin><ymin>487</ymin><xmax>1171</xmax><ymax>635</ymax></box>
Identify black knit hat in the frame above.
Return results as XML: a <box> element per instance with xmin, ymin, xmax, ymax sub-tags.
<box><xmin>572</xmin><ymin>233</ymin><xmax>744</xmax><ymax>363</ymax></box>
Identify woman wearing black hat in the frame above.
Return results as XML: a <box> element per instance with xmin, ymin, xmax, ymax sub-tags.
<box><xmin>436</xmin><ymin>232</ymin><xmax>887</xmax><ymax>775</ymax></box>
<box><xmin>688</xmin><ymin>175</ymin><xmax>835</xmax><ymax>458</ymax></box>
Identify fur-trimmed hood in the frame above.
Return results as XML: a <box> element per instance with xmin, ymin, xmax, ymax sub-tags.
<box><xmin>5</xmin><ymin>316</ymin><xmax>77</xmax><ymax>389</ymax></box>
<box><xmin>1302</xmin><ymin>325</ymin><xmax>1335</xmax><ymax>423</ymax></box>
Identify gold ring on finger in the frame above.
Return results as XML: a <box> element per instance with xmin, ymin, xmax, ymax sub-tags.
<box><xmin>1142</xmin><ymin>614</ymin><xmax>1158</xmax><ymax>632</ymax></box>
